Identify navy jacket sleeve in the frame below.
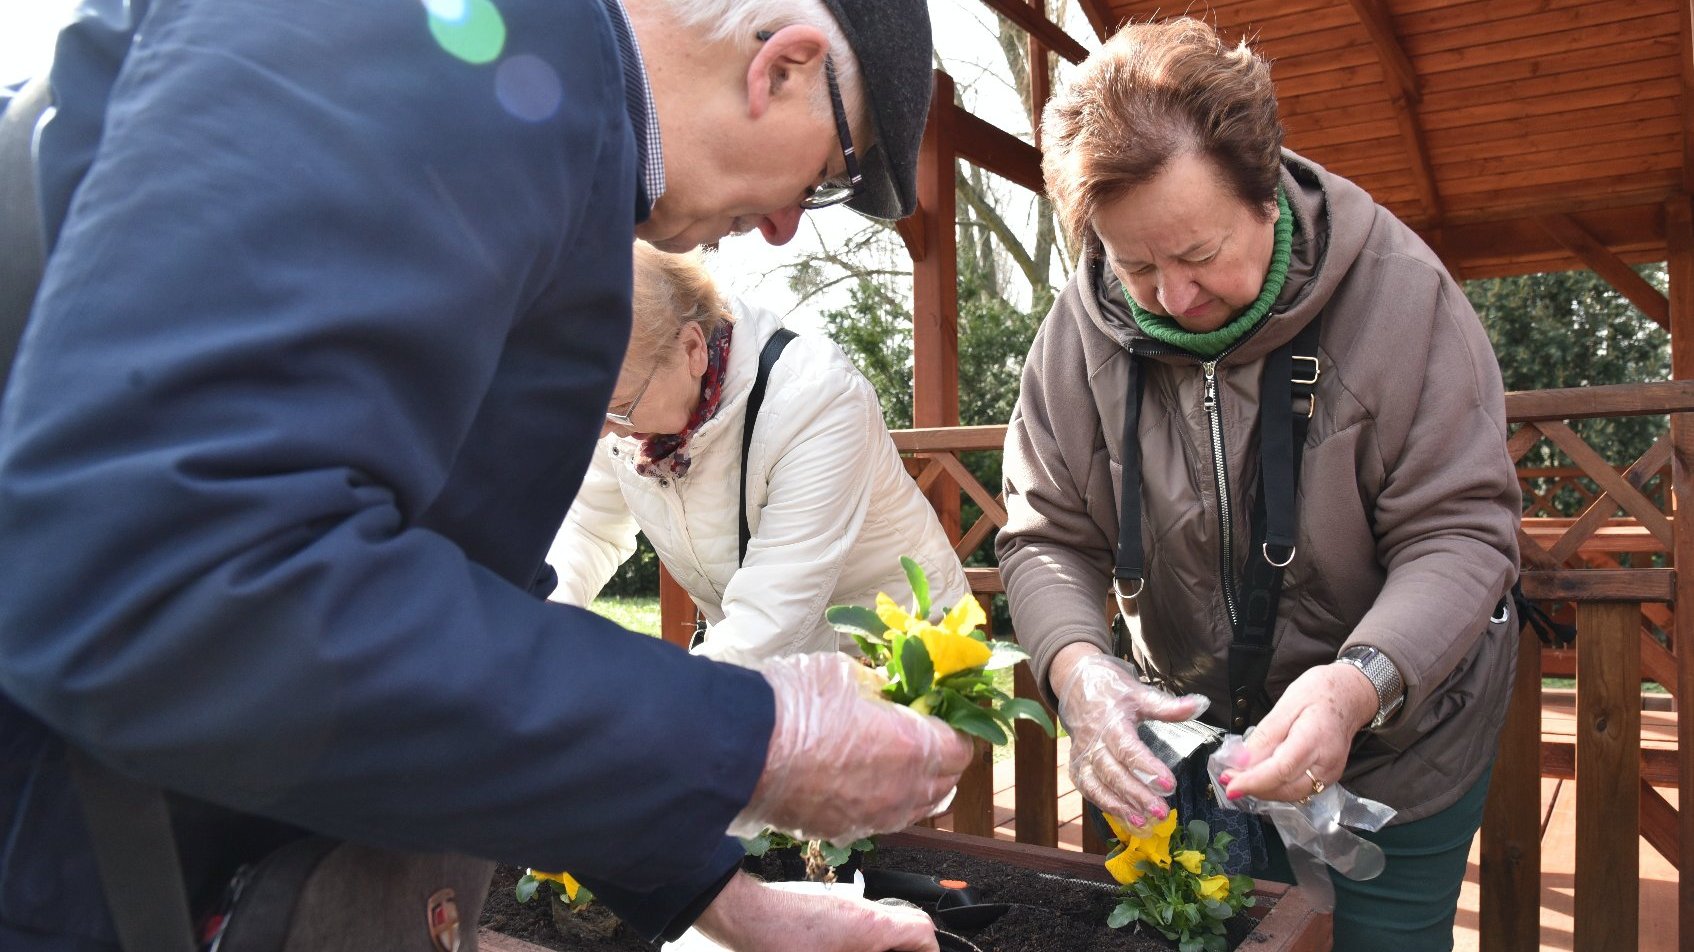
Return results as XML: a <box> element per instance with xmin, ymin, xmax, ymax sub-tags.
<box><xmin>0</xmin><ymin>0</ymin><xmax>766</xmax><ymax>935</ymax></box>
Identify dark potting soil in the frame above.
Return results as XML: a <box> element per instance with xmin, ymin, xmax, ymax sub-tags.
<box><xmin>479</xmin><ymin>845</ymin><xmax>1263</xmax><ymax>952</ymax></box>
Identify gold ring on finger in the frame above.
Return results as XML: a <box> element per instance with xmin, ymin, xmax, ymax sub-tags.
<box><xmin>1304</xmin><ymin>768</ymin><xmax>1326</xmax><ymax>796</ymax></box>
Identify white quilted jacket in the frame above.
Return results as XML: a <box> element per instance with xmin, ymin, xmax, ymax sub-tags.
<box><xmin>547</xmin><ymin>298</ymin><xmax>970</xmax><ymax>668</ymax></box>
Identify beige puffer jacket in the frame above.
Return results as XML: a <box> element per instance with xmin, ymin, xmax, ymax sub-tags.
<box><xmin>997</xmin><ymin>151</ymin><xmax>1521</xmax><ymax>822</ymax></box>
<box><xmin>548</xmin><ymin>298</ymin><xmax>969</xmax><ymax>669</ymax></box>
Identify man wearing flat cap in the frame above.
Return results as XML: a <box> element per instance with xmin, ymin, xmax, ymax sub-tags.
<box><xmin>0</xmin><ymin>1</ymin><xmax>966</xmax><ymax>950</ymax></box>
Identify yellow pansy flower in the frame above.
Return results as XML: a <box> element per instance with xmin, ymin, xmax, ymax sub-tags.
<box><xmin>528</xmin><ymin>869</ymin><xmax>582</xmax><ymax>902</ymax></box>
<box><xmin>1105</xmin><ymin>846</ymin><xmax>1145</xmax><ymax>887</ymax></box>
<box><xmin>939</xmin><ymin>595</ymin><xmax>986</xmax><ymax>637</ymax></box>
<box><xmin>1174</xmin><ymin>849</ymin><xmax>1204</xmax><ymax>875</ymax></box>
<box><xmin>1103</xmin><ymin>811</ymin><xmax>1137</xmax><ymax>844</ymax></box>
<box><xmin>875</xmin><ymin>592</ymin><xmax>923</xmax><ymax>634</ymax></box>
<box><xmin>1197</xmin><ymin>875</ymin><xmax>1230</xmax><ymax>901</ymax></box>
<box><xmin>917</xmin><ymin>625</ymin><xmax>993</xmax><ymax>679</ymax></box>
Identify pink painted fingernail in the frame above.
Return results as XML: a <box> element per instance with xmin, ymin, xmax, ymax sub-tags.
<box><xmin>1227</xmin><ymin>789</ymin><xmax>1244</xmax><ymax>801</ymax></box>
<box><xmin>1217</xmin><ymin>772</ymin><xmax>1233</xmax><ymax>786</ymax></box>
<box><xmin>1159</xmin><ymin>777</ymin><xmax>1175</xmax><ymax>792</ymax></box>
<box><xmin>1128</xmin><ymin>814</ymin><xmax>1146</xmax><ymax>827</ymax></box>
<box><xmin>1151</xmin><ymin>804</ymin><xmax>1168</xmax><ymax>819</ymax></box>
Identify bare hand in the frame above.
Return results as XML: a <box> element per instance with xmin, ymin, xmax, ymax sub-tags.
<box><xmin>1220</xmin><ymin>663</ymin><xmax>1377</xmax><ymax>803</ymax></box>
<box><xmin>1051</xmin><ymin>644</ymin><xmax>1208</xmax><ymax>830</ymax></box>
<box><xmin>730</xmin><ymin>652</ymin><xmax>973</xmax><ymax>843</ymax></box>
<box><xmin>694</xmin><ymin>873</ymin><xmax>940</xmax><ymax>952</ymax></box>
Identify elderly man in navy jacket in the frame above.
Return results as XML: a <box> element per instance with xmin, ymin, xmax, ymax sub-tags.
<box><xmin>0</xmin><ymin>0</ymin><xmax>971</xmax><ymax>950</ymax></box>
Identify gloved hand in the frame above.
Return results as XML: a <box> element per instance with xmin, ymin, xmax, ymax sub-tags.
<box><xmin>1052</xmin><ymin>644</ymin><xmax>1209</xmax><ymax>829</ymax></box>
<box><xmin>729</xmin><ymin>652</ymin><xmax>972</xmax><ymax>844</ymax></box>
<box><xmin>693</xmin><ymin>873</ymin><xmax>941</xmax><ymax>952</ymax></box>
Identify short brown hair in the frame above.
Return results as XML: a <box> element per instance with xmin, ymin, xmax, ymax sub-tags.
<box><xmin>1041</xmin><ymin>17</ymin><xmax>1284</xmax><ymax>249</ymax></box>
<box><xmin>629</xmin><ymin>241</ymin><xmax>735</xmax><ymax>369</ymax></box>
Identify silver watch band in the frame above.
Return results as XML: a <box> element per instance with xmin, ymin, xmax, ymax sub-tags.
<box><xmin>1337</xmin><ymin>646</ymin><xmax>1404</xmax><ymax>730</ymax></box>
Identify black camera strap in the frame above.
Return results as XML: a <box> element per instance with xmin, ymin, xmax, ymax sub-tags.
<box><xmin>1113</xmin><ymin>314</ymin><xmax>1323</xmax><ymax>731</ymax></box>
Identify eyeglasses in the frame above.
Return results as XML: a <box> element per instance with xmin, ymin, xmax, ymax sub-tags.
<box><xmin>604</xmin><ymin>357</ymin><xmax>663</xmax><ymax>428</ymax></box>
<box><xmin>756</xmin><ymin>30</ymin><xmax>862</xmax><ymax>210</ymax></box>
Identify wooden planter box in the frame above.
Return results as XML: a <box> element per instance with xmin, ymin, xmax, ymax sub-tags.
<box><xmin>480</xmin><ymin>826</ymin><xmax>1332</xmax><ymax>952</ymax></box>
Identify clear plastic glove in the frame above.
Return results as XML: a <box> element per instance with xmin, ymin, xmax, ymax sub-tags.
<box><xmin>690</xmin><ymin>874</ymin><xmax>941</xmax><ymax>952</ymax></box>
<box><xmin>1051</xmin><ymin>646</ymin><xmax>1209</xmax><ymax>829</ymax></box>
<box><xmin>729</xmin><ymin>652</ymin><xmax>972</xmax><ymax>844</ymax></box>
<box><xmin>1207</xmin><ymin>735</ymin><xmax>1396</xmax><ymax>911</ymax></box>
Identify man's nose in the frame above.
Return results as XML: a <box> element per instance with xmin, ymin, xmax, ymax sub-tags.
<box><xmin>757</xmin><ymin>205</ymin><xmax>805</xmax><ymax>246</ymax></box>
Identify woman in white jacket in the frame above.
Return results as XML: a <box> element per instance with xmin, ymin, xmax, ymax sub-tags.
<box><xmin>548</xmin><ymin>242</ymin><xmax>970</xmax><ymax>668</ymax></box>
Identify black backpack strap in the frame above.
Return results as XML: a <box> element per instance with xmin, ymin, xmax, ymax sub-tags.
<box><xmin>1512</xmin><ymin>579</ymin><xmax>1575</xmax><ymax>647</ymax></box>
<box><xmin>1112</xmin><ymin>354</ymin><xmax>1148</xmax><ymax>624</ymax></box>
<box><xmin>1228</xmin><ymin>316</ymin><xmax>1323</xmax><ymax>729</ymax></box>
<box><xmin>67</xmin><ymin>749</ymin><xmax>199</xmax><ymax>952</ymax></box>
<box><xmin>738</xmin><ymin>327</ymin><xmax>797</xmax><ymax>565</ymax></box>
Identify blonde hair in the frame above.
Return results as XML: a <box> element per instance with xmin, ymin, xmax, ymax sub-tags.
<box><xmin>628</xmin><ymin>241</ymin><xmax>735</xmax><ymax>369</ymax></box>
<box><xmin>1041</xmin><ymin>17</ymin><xmax>1284</xmax><ymax>250</ymax></box>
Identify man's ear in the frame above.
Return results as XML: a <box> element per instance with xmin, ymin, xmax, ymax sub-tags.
<box><xmin>745</xmin><ymin>24</ymin><xmax>829</xmax><ymax>120</ymax></box>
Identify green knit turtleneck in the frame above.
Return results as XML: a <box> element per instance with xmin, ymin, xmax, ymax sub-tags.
<box><xmin>1124</xmin><ymin>187</ymin><xmax>1294</xmax><ymax>357</ymax></box>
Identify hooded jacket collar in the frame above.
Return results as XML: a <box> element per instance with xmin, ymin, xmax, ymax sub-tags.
<box><xmin>1084</xmin><ymin>151</ymin><xmax>1374</xmax><ymax>367</ymax></box>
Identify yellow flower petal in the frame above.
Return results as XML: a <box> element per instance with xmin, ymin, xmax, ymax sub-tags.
<box><xmin>1197</xmin><ymin>874</ymin><xmax>1230</xmax><ymax>901</ymax></box>
<box><xmin>1175</xmin><ymin>850</ymin><xmax>1204</xmax><ymax>875</ymax></box>
<box><xmin>940</xmin><ymin>595</ymin><xmax>986</xmax><ymax>637</ymax></box>
<box><xmin>917</xmin><ymin>626</ymin><xmax>993</xmax><ymax>679</ymax></box>
<box><xmin>1103</xmin><ymin>811</ymin><xmax>1136</xmax><ymax>845</ymax></box>
<box><xmin>875</xmin><ymin>592</ymin><xmax>918</xmax><ymax>635</ymax></box>
<box><xmin>1104</xmin><ymin>847</ymin><xmax>1145</xmax><ymax>886</ymax></box>
<box><xmin>528</xmin><ymin>870</ymin><xmax>581</xmax><ymax>902</ymax></box>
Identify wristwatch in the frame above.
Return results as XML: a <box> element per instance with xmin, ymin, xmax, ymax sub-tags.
<box><xmin>1335</xmin><ymin>646</ymin><xmax>1405</xmax><ymax>730</ymax></box>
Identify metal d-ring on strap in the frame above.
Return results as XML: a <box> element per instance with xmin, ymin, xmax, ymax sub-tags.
<box><xmin>1112</xmin><ymin>315</ymin><xmax>1324</xmax><ymax>732</ymax></box>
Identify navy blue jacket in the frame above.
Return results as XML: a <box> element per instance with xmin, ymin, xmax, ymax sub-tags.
<box><xmin>0</xmin><ymin>0</ymin><xmax>774</xmax><ymax>945</ymax></box>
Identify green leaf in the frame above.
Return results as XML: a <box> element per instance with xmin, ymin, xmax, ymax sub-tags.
<box><xmin>827</xmin><ymin>605</ymin><xmax>889</xmax><ymax>638</ymax></box>
<box><xmin>515</xmin><ymin>875</ymin><xmax>539</xmax><ymax>904</ymax></box>
<box><xmin>738</xmin><ymin>832</ymin><xmax>773</xmax><ymax>857</ymax></box>
<box><xmin>984</xmin><ymin>640</ymin><xmax>1030</xmax><ymax>670</ymax></box>
<box><xmin>1211</xmin><ymin>831</ymin><xmax>1234</xmax><ymax>850</ymax></box>
<box><xmin>901</xmin><ymin>556</ymin><xmax>931</xmax><ymax>619</ymax></box>
<box><xmin>943</xmin><ymin>700</ymin><xmax>1008</xmax><ymax>745</ymax></box>
<box><xmin>818</xmin><ymin>840</ymin><xmax>853</xmax><ymax>868</ymax></box>
<box><xmin>901</xmin><ymin>636</ymin><xmax>934</xmax><ymax>696</ymax></box>
<box><xmin>849</xmin><ymin>633</ymin><xmax>889</xmax><ymax>663</ymax></box>
<box><xmin>885</xmin><ymin>632</ymin><xmax>907</xmax><ymax>687</ymax></box>
<box><xmin>999</xmin><ymin>697</ymin><xmax>1057</xmax><ymax>736</ymax></box>
<box><xmin>1186</xmin><ymin>820</ymin><xmax>1210</xmax><ymax>845</ymax></box>
<box><xmin>1107</xmin><ymin>903</ymin><xmax>1140</xmax><ymax>928</ymax></box>
<box><xmin>1202</xmin><ymin>899</ymin><xmax>1231</xmax><ymax>920</ymax></box>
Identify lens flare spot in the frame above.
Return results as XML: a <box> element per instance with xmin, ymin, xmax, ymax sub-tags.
<box><xmin>421</xmin><ymin>0</ymin><xmax>467</xmax><ymax>22</ymax></box>
<box><xmin>495</xmin><ymin>54</ymin><xmax>563</xmax><ymax>122</ymax></box>
<box><xmin>427</xmin><ymin>0</ymin><xmax>505</xmax><ymax>65</ymax></box>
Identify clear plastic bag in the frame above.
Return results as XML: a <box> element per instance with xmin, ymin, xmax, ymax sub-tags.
<box><xmin>1205</xmin><ymin>734</ymin><xmax>1397</xmax><ymax>911</ymax></box>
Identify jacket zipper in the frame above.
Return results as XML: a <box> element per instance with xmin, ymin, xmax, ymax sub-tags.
<box><xmin>1201</xmin><ymin>360</ymin><xmax>1240</xmax><ymax>631</ymax></box>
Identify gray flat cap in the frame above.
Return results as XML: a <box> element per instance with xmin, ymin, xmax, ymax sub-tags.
<box><xmin>819</xmin><ymin>0</ymin><xmax>934</xmax><ymax>220</ymax></box>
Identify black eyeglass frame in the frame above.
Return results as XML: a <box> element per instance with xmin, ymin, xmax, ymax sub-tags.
<box><xmin>755</xmin><ymin>30</ymin><xmax>862</xmax><ymax>210</ymax></box>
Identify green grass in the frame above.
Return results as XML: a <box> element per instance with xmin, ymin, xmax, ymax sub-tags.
<box><xmin>590</xmin><ymin>596</ymin><xmax>661</xmax><ymax>637</ymax></box>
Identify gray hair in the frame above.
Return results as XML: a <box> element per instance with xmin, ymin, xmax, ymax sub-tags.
<box><xmin>656</xmin><ymin>0</ymin><xmax>864</xmax><ymax>129</ymax></box>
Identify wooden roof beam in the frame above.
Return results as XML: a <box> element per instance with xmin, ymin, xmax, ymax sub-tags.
<box><xmin>1681</xmin><ymin>0</ymin><xmax>1694</xmax><ymax>192</ymax></box>
<box><xmin>976</xmin><ymin>0</ymin><xmax>1090</xmax><ymax>64</ymax></box>
<box><xmin>1537</xmin><ymin>214</ymin><xmax>1671</xmax><ymax>330</ymax></box>
<box><xmin>1344</xmin><ymin>0</ymin><xmax>1420</xmax><ymax>103</ymax></box>
<box><xmin>1073</xmin><ymin>0</ymin><xmax>1116</xmax><ymax>41</ymax></box>
<box><xmin>1345</xmin><ymin>0</ymin><xmax>1441</xmax><ymax>222</ymax></box>
<box><xmin>952</xmin><ymin>105</ymin><xmax>1045</xmax><ymax>195</ymax></box>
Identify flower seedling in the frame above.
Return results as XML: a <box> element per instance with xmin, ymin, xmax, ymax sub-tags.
<box><xmin>516</xmin><ymin>869</ymin><xmax>593</xmax><ymax>911</ymax></box>
<box><xmin>740</xmin><ymin>829</ymin><xmax>874</xmax><ymax>872</ymax></box>
<box><xmin>1102</xmin><ymin>810</ymin><xmax>1255</xmax><ymax>952</ymax></box>
<box><xmin>826</xmin><ymin>556</ymin><xmax>1056</xmax><ymax>746</ymax></box>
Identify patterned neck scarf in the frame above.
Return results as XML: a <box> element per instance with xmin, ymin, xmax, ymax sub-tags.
<box><xmin>635</xmin><ymin>321</ymin><xmax>734</xmax><ymax>479</ymax></box>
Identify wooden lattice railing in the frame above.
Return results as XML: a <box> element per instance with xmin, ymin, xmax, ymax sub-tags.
<box><xmin>880</xmin><ymin>379</ymin><xmax>1694</xmax><ymax>950</ymax></box>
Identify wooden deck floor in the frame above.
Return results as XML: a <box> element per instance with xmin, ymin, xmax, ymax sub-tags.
<box><xmin>932</xmin><ymin>692</ymin><xmax>1680</xmax><ymax>950</ymax></box>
